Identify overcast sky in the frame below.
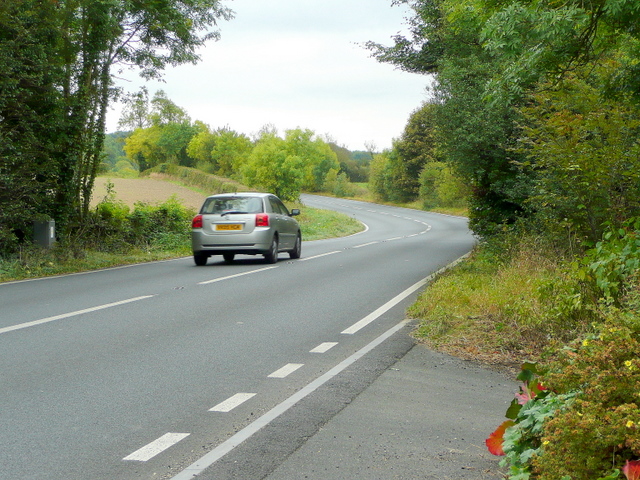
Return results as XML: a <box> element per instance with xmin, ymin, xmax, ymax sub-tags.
<box><xmin>106</xmin><ymin>0</ymin><xmax>432</xmax><ymax>151</ymax></box>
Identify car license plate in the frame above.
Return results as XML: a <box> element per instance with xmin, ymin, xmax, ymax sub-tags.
<box><xmin>216</xmin><ymin>224</ymin><xmax>242</xmax><ymax>231</ymax></box>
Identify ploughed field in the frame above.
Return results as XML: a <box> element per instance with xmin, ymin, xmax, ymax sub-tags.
<box><xmin>91</xmin><ymin>175</ymin><xmax>206</xmax><ymax>211</ymax></box>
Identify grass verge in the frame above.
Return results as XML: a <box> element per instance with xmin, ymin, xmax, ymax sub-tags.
<box><xmin>0</xmin><ymin>200</ymin><xmax>363</xmax><ymax>283</ymax></box>
<box><xmin>409</xmin><ymin>237</ymin><xmax>589</xmax><ymax>375</ymax></box>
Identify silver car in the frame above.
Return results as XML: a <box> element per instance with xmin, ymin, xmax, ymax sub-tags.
<box><xmin>191</xmin><ymin>192</ymin><xmax>301</xmax><ymax>266</ymax></box>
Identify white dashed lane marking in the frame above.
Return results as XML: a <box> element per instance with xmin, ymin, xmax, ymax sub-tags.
<box><xmin>268</xmin><ymin>363</ymin><xmax>304</xmax><ymax>378</ymax></box>
<box><xmin>353</xmin><ymin>241</ymin><xmax>378</xmax><ymax>248</ymax></box>
<box><xmin>123</xmin><ymin>433</ymin><xmax>190</xmax><ymax>462</ymax></box>
<box><xmin>209</xmin><ymin>393</ymin><xmax>257</xmax><ymax>413</ymax></box>
<box><xmin>0</xmin><ymin>295</ymin><xmax>155</xmax><ymax>335</ymax></box>
<box><xmin>310</xmin><ymin>342</ymin><xmax>338</xmax><ymax>353</ymax></box>
<box><xmin>299</xmin><ymin>251</ymin><xmax>341</xmax><ymax>262</ymax></box>
<box><xmin>198</xmin><ymin>266</ymin><xmax>278</xmax><ymax>285</ymax></box>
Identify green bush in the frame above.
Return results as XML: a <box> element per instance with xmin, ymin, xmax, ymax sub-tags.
<box><xmin>144</xmin><ymin>163</ymin><xmax>247</xmax><ymax>195</ymax></box>
<box><xmin>71</xmin><ymin>194</ymin><xmax>194</xmax><ymax>254</ymax></box>
<box><xmin>533</xmin><ymin>321</ymin><xmax>640</xmax><ymax>479</ymax></box>
<box><xmin>419</xmin><ymin>162</ymin><xmax>468</xmax><ymax>210</ymax></box>
<box><xmin>485</xmin><ymin>224</ymin><xmax>640</xmax><ymax>480</ymax></box>
<box><xmin>577</xmin><ymin>219</ymin><xmax>640</xmax><ymax>306</ymax></box>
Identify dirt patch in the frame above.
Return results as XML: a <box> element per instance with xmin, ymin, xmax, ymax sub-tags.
<box><xmin>91</xmin><ymin>175</ymin><xmax>206</xmax><ymax>211</ymax></box>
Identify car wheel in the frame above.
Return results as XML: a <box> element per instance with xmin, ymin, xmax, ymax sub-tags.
<box><xmin>223</xmin><ymin>253</ymin><xmax>235</xmax><ymax>263</ymax></box>
<box><xmin>194</xmin><ymin>253</ymin><xmax>208</xmax><ymax>266</ymax></box>
<box><xmin>289</xmin><ymin>232</ymin><xmax>301</xmax><ymax>259</ymax></box>
<box><xmin>264</xmin><ymin>235</ymin><xmax>279</xmax><ymax>264</ymax></box>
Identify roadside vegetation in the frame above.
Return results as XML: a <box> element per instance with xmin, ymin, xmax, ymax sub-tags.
<box><xmin>0</xmin><ymin>173</ymin><xmax>362</xmax><ymax>283</ymax></box>
<box><xmin>3</xmin><ymin>1</ymin><xmax>640</xmax><ymax>478</ymax></box>
<box><xmin>369</xmin><ymin>1</ymin><xmax>640</xmax><ymax>479</ymax></box>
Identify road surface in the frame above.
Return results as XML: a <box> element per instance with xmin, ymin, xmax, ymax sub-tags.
<box><xmin>0</xmin><ymin>195</ymin><xmax>476</xmax><ymax>480</ymax></box>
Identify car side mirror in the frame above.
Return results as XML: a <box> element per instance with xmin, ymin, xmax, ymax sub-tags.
<box><xmin>290</xmin><ymin>209</ymin><xmax>300</xmax><ymax>216</ymax></box>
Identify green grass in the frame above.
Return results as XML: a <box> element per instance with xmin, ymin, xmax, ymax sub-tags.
<box><xmin>0</xmin><ymin>247</ymin><xmax>192</xmax><ymax>283</ymax></box>
<box><xmin>295</xmin><ymin>203</ymin><xmax>362</xmax><ymax>241</ymax></box>
<box><xmin>408</xmin><ymin>239</ymin><xmax>583</xmax><ymax>371</ymax></box>
<box><xmin>0</xmin><ymin>203</ymin><xmax>363</xmax><ymax>283</ymax></box>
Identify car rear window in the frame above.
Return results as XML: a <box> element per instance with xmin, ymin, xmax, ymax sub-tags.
<box><xmin>201</xmin><ymin>197</ymin><xmax>264</xmax><ymax>214</ymax></box>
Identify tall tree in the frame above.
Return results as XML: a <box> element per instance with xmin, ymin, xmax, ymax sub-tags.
<box><xmin>242</xmin><ymin>133</ymin><xmax>304</xmax><ymax>201</ymax></box>
<box><xmin>0</xmin><ymin>0</ymin><xmax>64</xmax><ymax>253</ymax></box>
<box><xmin>1</xmin><ymin>0</ymin><xmax>233</xmax><ymax>250</ymax></box>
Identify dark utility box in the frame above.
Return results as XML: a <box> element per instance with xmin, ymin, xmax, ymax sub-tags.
<box><xmin>34</xmin><ymin>220</ymin><xmax>56</xmax><ymax>248</ymax></box>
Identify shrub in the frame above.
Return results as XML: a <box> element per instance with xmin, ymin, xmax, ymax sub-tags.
<box><xmin>127</xmin><ymin>196</ymin><xmax>194</xmax><ymax>248</ymax></box>
<box><xmin>487</xmin><ymin>320</ymin><xmax>640</xmax><ymax>480</ymax></box>
<box><xmin>534</xmin><ymin>321</ymin><xmax>640</xmax><ymax>479</ymax></box>
<box><xmin>577</xmin><ymin>218</ymin><xmax>640</xmax><ymax>306</ymax></box>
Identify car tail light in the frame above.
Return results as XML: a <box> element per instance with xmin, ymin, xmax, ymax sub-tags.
<box><xmin>255</xmin><ymin>213</ymin><xmax>269</xmax><ymax>227</ymax></box>
<box><xmin>192</xmin><ymin>214</ymin><xmax>203</xmax><ymax>229</ymax></box>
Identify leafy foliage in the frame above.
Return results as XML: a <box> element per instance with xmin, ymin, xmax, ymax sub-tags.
<box><xmin>241</xmin><ymin>133</ymin><xmax>304</xmax><ymax>202</ymax></box>
<box><xmin>533</xmin><ymin>322</ymin><xmax>640</xmax><ymax>479</ymax></box>
<box><xmin>0</xmin><ymin>0</ymin><xmax>233</xmax><ymax>255</ymax></box>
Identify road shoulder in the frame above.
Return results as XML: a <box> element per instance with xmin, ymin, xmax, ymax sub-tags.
<box><xmin>266</xmin><ymin>341</ymin><xmax>514</xmax><ymax>480</ymax></box>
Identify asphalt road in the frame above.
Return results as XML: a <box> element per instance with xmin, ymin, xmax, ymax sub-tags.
<box><xmin>0</xmin><ymin>195</ymin><xmax>476</xmax><ymax>480</ymax></box>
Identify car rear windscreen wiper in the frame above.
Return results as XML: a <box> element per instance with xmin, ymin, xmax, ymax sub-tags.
<box><xmin>220</xmin><ymin>210</ymin><xmax>247</xmax><ymax>217</ymax></box>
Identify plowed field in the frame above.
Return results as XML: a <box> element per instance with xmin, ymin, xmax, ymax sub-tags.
<box><xmin>92</xmin><ymin>175</ymin><xmax>206</xmax><ymax>210</ymax></box>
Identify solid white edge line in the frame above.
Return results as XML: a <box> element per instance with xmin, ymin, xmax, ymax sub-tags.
<box><xmin>0</xmin><ymin>257</ymin><xmax>187</xmax><ymax>286</ymax></box>
<box><xmin>169</xmin><ymin>319</ymin><xmax>410</xmax><ymax>480</ymax></box>
<box><xmin>123</xmin><ymin>433</ymin><xmax>190</xmax><ymax>462</ymax></box>
<box><xmin>342</xmin><ymin>253</ymin><xmax>471</xmax><ymax>335</ymax></box>
<box><xmin>0</xmin><ymin>295</ymin><xmax>155</xmax><ymax>335</ymax></box>
<box><xmin>198</xmin><ymin>266</ymin><xmax>278</xmax><ymax>285</ymax></box>
<box><xmin>210</xmin><ymin>393</ymin><xmax>257</xmax><ymax>413</ymax></box>
<box><xmin>341</xmin><ymin>279</ymin><xmax>429</xmax><ymax>335</ymax></box>
<box><xmin>268</xmin><ymin>363</ymin><xmax>304</xmax><ymax>378</ymax></box>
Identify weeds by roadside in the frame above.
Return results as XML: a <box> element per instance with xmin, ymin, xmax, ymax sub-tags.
<box><xmin>409</xmin><ymin>235</ymin><xmax>588</xmax><ymax>372</ymax></box>
<box><xmin>0</xmin><ymin>191</ymin><xmax>363</xmax><ymax>283</ymax></box>
<box><xmin>414</xmin><ymin>223</ymin><xmax>640</xmax><ymax>479</ymax></box>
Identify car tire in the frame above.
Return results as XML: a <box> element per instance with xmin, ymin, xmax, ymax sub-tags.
<box><xmin>264</xmin><ymin>235</ymin><xmax>279</xmax><ymax>264</ymax></box>
<box><xmin>223</xmin><ymin>253</ymin><xmax>235</xmax><ymax>263</ymax></box>
<box><xmin>194</xmin><ymin>253</ymin><xmax>208</xmax><ymax>266</ymax></box>
<box><xmin>289</xmin><ymin>232</ymin><xmax>301</xmax><ymax>259</ymax></box>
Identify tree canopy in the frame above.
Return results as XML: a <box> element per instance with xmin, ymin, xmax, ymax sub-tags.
<box><xmin>368</xmin><ymin>0</ymin><xmax>640</xmax><ymax>240</ymax></box>
<box><xmin>0</xmin><ymin>0</ymin><xmax>232</xmax><ymax>254</ymax></box>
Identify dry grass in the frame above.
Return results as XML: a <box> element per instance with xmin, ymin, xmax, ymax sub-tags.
<box><xmin>409</xmin><ymin>242</ymin><xmax>567</xmax><ymax>375</ymax></box>
<box><xmin>91</xmin><ymin>174</ymin><xmax>208</xmax><ymax>210</ymax></box>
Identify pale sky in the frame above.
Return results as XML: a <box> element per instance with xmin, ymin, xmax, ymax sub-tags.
<box><xmin>106</xmin><ymin>0</ymin><xmax>431</xmax><ymax>151</ymax></box>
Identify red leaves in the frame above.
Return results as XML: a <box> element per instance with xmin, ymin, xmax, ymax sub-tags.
<box><xmin>624</xmin><ymin>460</ymin><xmax>640</xmax><ymax>480</ymax></box>
<box><xmin>516</xmin><ymin>381</ymin><xmax>548</xmax><ymax>405</ymax></box>
<box><xmin>486</xmin><ymin>420</ymin><xmax>515</xmax><ymax>456</ymax></box>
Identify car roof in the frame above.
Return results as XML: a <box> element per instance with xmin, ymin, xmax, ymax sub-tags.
<box><xmin>205</xmin><ymin>192</ymin><xmax>271</xmax><ymax>199</ymax></box>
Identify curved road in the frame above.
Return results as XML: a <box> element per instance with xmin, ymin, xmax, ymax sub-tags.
<box><xmin>0</xmin><ymin>195</ymin><xmax>475</xmax><ymax>480</ymax></box>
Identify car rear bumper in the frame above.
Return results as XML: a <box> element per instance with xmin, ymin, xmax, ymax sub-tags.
<box><xmin>191</xmin><ymin>229</ymin><xmax>273</xmax><ymax>255</ymax></box>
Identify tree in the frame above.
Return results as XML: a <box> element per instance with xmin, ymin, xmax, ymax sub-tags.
<box><xmin>187</xmin><ymin>124</ymin><xmax>218</xmax><ymax>172</ymax></box>
<box><xmin>210</xmin><ymin>129</ymin><xmax>253</xmax><ymax>178</ymax></box>
<box><xmin>1</xmin><ymin>0</ymin><xmax>233</xmax><ymax>251</ymax></box>
<box><xmin>148</xmin><ymin>90</ymin><xmax>191</xmax><ymax>126</ymax></box>
<box><xmin>0</xmin><ymin>0</ymin><xmax>64</xmax><ymax>254</ymax></box>
<box><xmin>283</xmin><ymin>129</ymin><xmax>339</xmax><ymax>192</ymax></box>
<box><xmin>518</xmin><ymin>63</ymin><xmax>640</xmax><ymax>243</ymax></box>
<box><xmin>367</xmin><ymin>0</ymin><xmax>534</xmax><ymax>235</ymax></box>
<box><xmin>383</xmin><ymin>102</ymin><xmax>441</xmax><ymax>202</ymax></box>
<box><xmin>124</xmin><ymin>121</ymin><xmax>197</xmax><ymax>170</ymax></box>
<box><xmin>118</xmin><ymin>88</ymin><xmax>151</xmax><ymax>130</ymax></box>
<box><xmin>368</xmin><ymin>150</ymin><xmax>397</xmax><ymax>202</ymax></box>
<box><xmin>242</xmin><ymin>133</ymin><xmax>304</xmax><ymax>201</ymax></box>
<box><xmin>123</xmin><ymin>126</ymin><xmax>164</xmax><ymax>171</ymax></box>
